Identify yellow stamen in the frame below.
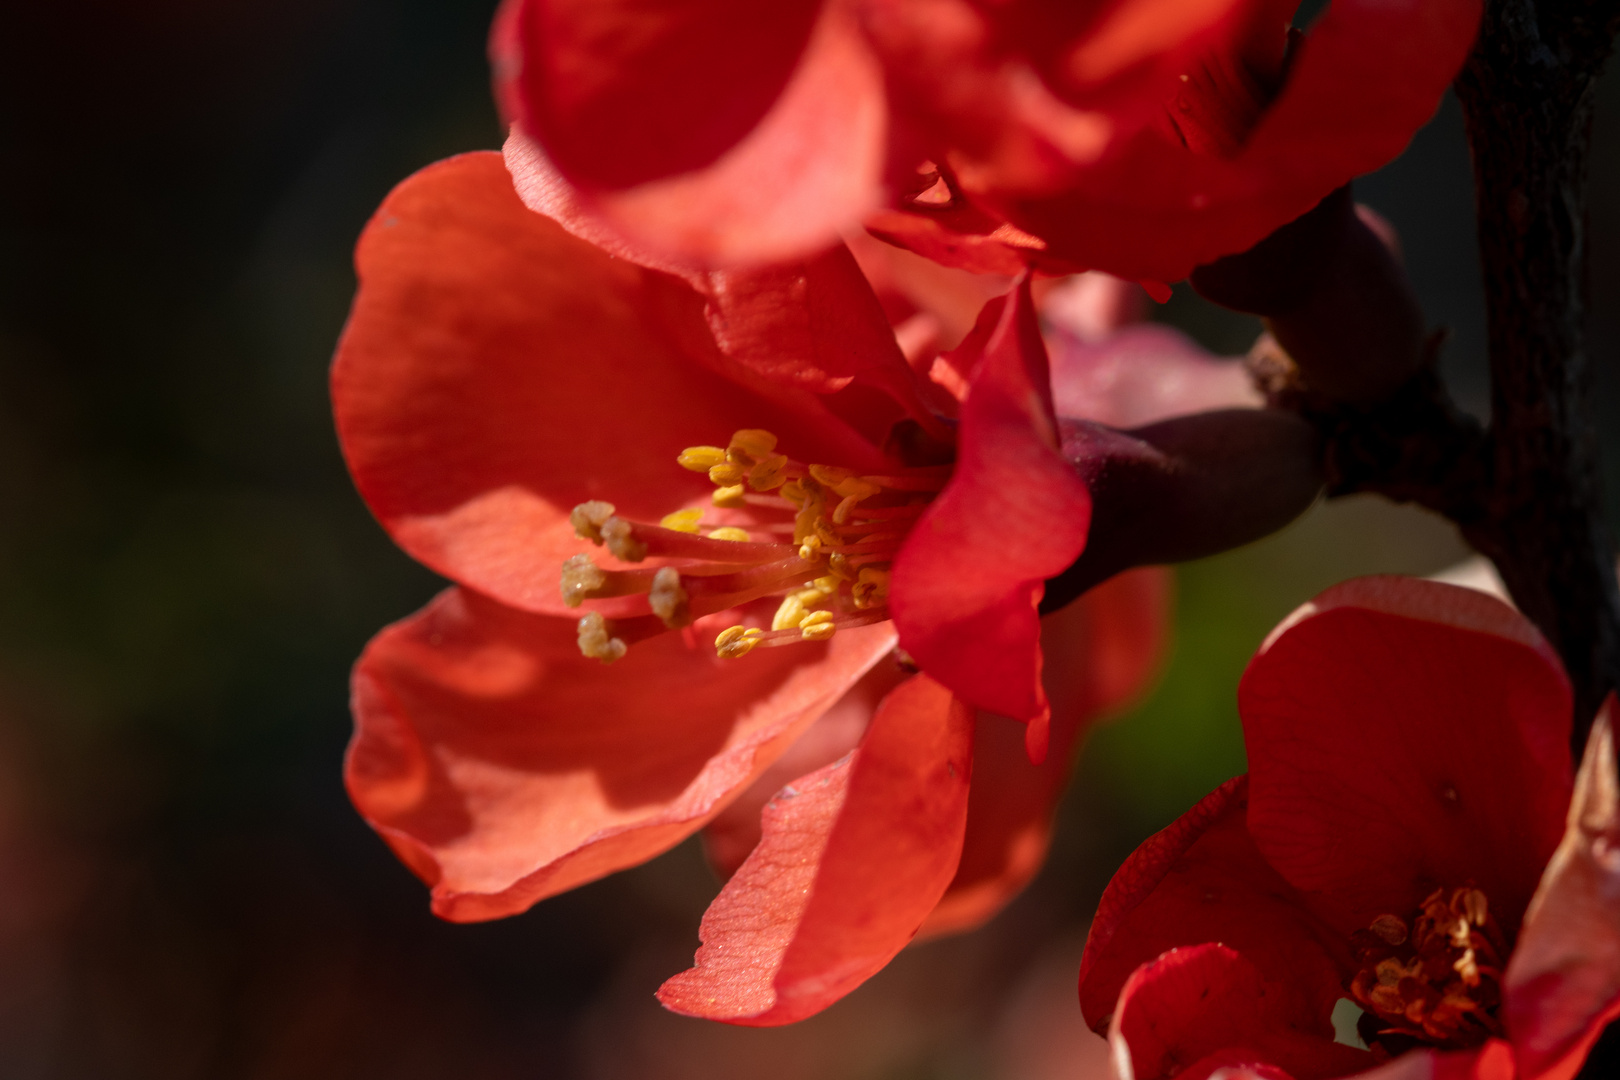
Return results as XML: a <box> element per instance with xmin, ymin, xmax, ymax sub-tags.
<box><xmin>715</xmin><ymin>625</ymin><xmax>764</xmax><ymax>659</ymax></box>
<box><xmin>677</xmin><ymin>446</ymin><xmax>727</xmax><ymax>472</ymax></box>
<box><xmin>728</xmin><ymin>429</ymin><xmax>778</xmax><ymax>460</ymax></box>
<box><xmin>808</xmin><ymin>464</ymin><xmax>852</xmax><ymax>487</ymax></box>
<box><xmin>748</xmin><ymin>453</ymin><xmax>789</xmax><ymax>490</ymax></box>
<box><xmin>799</xmin><ymin>610</ymin><xmax>836</xmax><ymax>640</ymax></box>
<box><xmin>600</xmin><ymin>517</ymin><xmax>647</xmax><ymax>562</ymax></box>
<box><xmin>577</xmin><ymin>612</ymin><xmax>626</xmax><ymax>664</ymax></box>
<box><xmin>772</xmin><ymin>594</ymin><xmax>807</xmax><ymax>631</ymax></box>
<box><xmin>649</xmin><ymin>567</ymin><xmax>691</xmax><ymax>628</ymax></box>
<box><xmin>660</xmin><ymin>508</ymin><xmax>705</xmax><ymax>533</ymax></box>
<box><xmin>712</xmin><ymin>484</ymin><xmax>747</xmax><ymax>508</ymax></box>
<box><xmin>560</xmin><ymin>554</ymin><xmax>607</xmax><ymax>608</ymax></box>
<box><xmin>570</xmin><ymin>501</ymin><xmax>616</xmax><ymax>544</ymax></box>
<box><xmin>852</xmin><ymin>567</ymin><xmax>891</xmax><ymax>609</ymax></box>
<box><xmin>708</xmin><ymin>463</ymin><xmax>748</xmax><ymax>486</ymax></box>
<box><xmin>707</xmin><ymin>526</ymin><xmax>751</xmax><ymax>542</ymax></box>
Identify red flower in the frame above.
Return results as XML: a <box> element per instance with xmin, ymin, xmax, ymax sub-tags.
<box><xmin>334</xmin><ymin>151</ymin><xmax>1239</xmax><ymax>1022</ymax></box>
<box><xmin>1078</xmin><ymin>576</ymin><xmax>1620</xmax><ymax>1080</ymax></box>
<box><xmin>489</xmin><ymin>0</ymin><xmax>1478</xmax><ymax>284</ymax></box>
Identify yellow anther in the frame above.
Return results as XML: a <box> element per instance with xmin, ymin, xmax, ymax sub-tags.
<box><xmin>560</xmin><ymin>554</ymin><xmax>607</xmax><ymax>608</ymax></box>
<box><xmin>811</xmin><ymin>575</ymin><xmax>840</xmax><ymax>594</ymax></box>
<box><xmin>1461</xmin><ymin>888</ymin><xmax>1488</xmax><ymax>927</ymax></box>
<box><xmin>708</xmin><ymin>463</ymin><xmax>748</xmax><ymax>486</ymax></box>
<box><xmin>797</xmin><ymin>535</ymin><xmax>822</xmax><ymax>561</ymax></box>
<box><xmin>828</xmin><ymin>553</ymin><xmax>853</xmax><ymax>579</ymax></box>
<box><xmin>728</xmin><ymin>429</ymin><xmax>778</xmax><ymax>460</ymax></box>
<box><xmin>772</xmin><ymin>594</ymin><xmax>807</xmax><ymax>631</ymax></box>
<box><xmin>707</xmin><ymin>526</ymin><xmax>751</xmax><ymax>542</ymax></box>
<box><xmin>1369</xmin><ymin>914</ymin><xmax>1409</xmax><ymax>946</ymax></box>
<box><xmin>660</xmin><ymin>508</ymin><xmax>704</xmax><ymax>533</ymax></box>
<box><xmin>852</xmin><ymin>567</ymin><xmax>891</xmax><ymax>609</ymax></box>
<box><xmin>799</xmin><ymin>610</ymin><xmax>836</xmax><ymax>641</ymax></box>
<box><xmin>570</xmin><ymin>501</ymin><xmax>616</xmax><ymax>544</ymax></box>
<box><xmin>600</xmin><ymin>517</ymin><xmax>647</xmax><ymax>562</ymax></box>
<box><xmin>715</xmin><ymin>625</ymin><xmax>764</xmax><ymax>659</ymax></box>
<box><xmin>577</xmin><ymin>612</ymin><xmax>627</xmax><ymax>664</ymax></box>
<box><xmin>779</xmin><ymin>479</ymin><xmax>807</xmax><ymax>504</ymax></box>
<box><xmin>791</xmin><ymin>586</ymin><xmax>829</xmax><ymax>607</ymax></box>
<box><xmin>649</xmin><ymin>567</ymin><xmax>691</xmax><ymax>628</ymax></box>
<box><xmin>833</xmin><ymin>476</ymin><xmax>882</xmax><ymax>500</ymax></box>
<box><xmin>747</xmin><ymin>453</ymin><xmax>789</xmax><ymax>490</ymax></box>
<box><xmin>712</xmin><ymin>484</ymin><xmax>747</xmax><ymax>508</ymax></box>
<box><xmin>808</xmin><ymin>464</ymin><xmax>852</xmax><ymax>487</ymax></box>
<box><xmin>677</xmin><ymin>446</ymin><xmax>728</xmax><ymax>472</ymax></box>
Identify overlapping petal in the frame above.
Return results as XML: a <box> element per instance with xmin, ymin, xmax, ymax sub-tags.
<box><xmin>994</xmin><ymin>0</ymin><xmax>1483</xmax><ymax>282</ymax></box>
<box><xmin>1241</xmin><ymin>577</ymin><xmax>1573</xmax><ymax>934</ymax></box>
<box><xmin>332</xmin><ymin>151</ymin><xmax>886</xmax><ymax>616</ymax></box>
<box><xmin>346</xmin><ymin>587</ymin><xmax>900</xmax><ymax>922</ymax></box>
<box><xmin>657</xmin><ymin>673</ymin><xmax>973</xmax><ymax>1024</ymax></box>
<box><xmin>922</xmin><ymin>566</ymin><xmax>1169</xmax><ymax>936</ymax></box>
<box><xmin>890</xmin><ymin>276</ymin><xmax>1092</xmax><ymax>760</ymax></box>
<box><xmin>494</xmin><ymin>0</ymin><xmax>887</xmax><ymax>266</ymax></box>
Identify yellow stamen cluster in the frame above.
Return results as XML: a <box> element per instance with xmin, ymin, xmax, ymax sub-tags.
<box><xmin>1348</xmin><ymin>885</ymin><xmax>1507</xmax><ymax>1054</ymax></box>
<box><xmin>562</xmin><ymin>428</ymin><xmax>944</xmax><ymax>663</ymax></box>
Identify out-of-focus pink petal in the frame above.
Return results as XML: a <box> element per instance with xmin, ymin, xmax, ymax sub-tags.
<box><xmin>1078</xmin><ymin>777</ymin><xmax>1351</xmax><ymax>1041</ymax></box>
<box><xmin>1505</xmin><ymin>703</ymin><xmax>1620</xmax><ymax>1080</ymax></box>
<box><xmin>1107</xmin><ymin>944</ymin><xmax>1370</xmax><ymax>1080</ymax></box>
<box><xmin>1047</xmin><ymin>323</ymin><xmax>1261</xmax><ymax>429</ymax></box>
<box><xmin>332</xmin><ymin>151</ymin><xmax>884</xmax><ymax>617</ymax></box>
<box><xmin>890</xmin><ymin>277</ymin><xmax>1092</xmax><ymax>759</ymax></box>
<box><xmin>657</xmin><ymin>673</ymin><xmax>973</xmax><ymax>1024</ymax></box>
<box><xmin>1242</xmin><ymin>577</ymin><xmax>1574</xmax><ymax>936</ymax></box>
<box><xmin>921</xmin><ymin>567</ymin><xmax>1169</xmax><ymax>937</ymax></box>
<box><xmin>346</xmin><ymin>588</ymin><xmax>898</xmax><ymax>922</ymax></box>
<box><xmin>495</xmin><ymin>0</ymin><xmax>887</xmax><ymax>266</ymax></box>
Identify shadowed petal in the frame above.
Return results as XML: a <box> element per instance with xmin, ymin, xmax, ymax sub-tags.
<box><xmin>922</xmin><ymin>566</ymin><xmax>1169</xmax><ymax>937</ymax></box>
<box><xmin>1108</xmin><ymin>944</ymin><xmax>1370</xmax><ymax>1080</ymax></box>
<box><xmin>332</xmin><ymin>152</ymin><xmax>882</xmax><ymax>616</ymax></box>
<box><xmin>657</xmin><ymin>673</ymin><xmax>973</xmax><ymax>1024</ymax></box>
<box><xmin>890</xmin><ymin>276</ymin><xmax>1092</xmax><ymax>759</ymax></box>
<box><xmin>495</xmin><ymin>0</ymin><xmax>887</xmax><ymax>266</ymax></box>
<box><xmin>998</xmin><ymin>0</ymin><xmax>1482</xmax><ymax>282</ymax></box>
<box><xmin>1241</xmin><ymin>576</ymin><xmax>1574</xmax><ymax>936</ymax></box>
<box><xmin>346</xmin><ymin>588</ymin><xmax>898</xmax><ymax>922</ymax></box>
<box><xmin>1078</xmin><ymin>777</ymin><xmax>1352</xmax><ymax>1041</ymax></box>
<box><xmin>1505</xmin><ymin>703</ymin><xmax>1620</xmax><ymax>1080</ymax></box>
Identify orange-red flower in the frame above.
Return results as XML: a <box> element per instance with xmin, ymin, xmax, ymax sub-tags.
<box><xmin>1079</xmin><ymin>576</ymin><xmax>1620</xmax><ymax>1080</ymax></box>
<box><xmin>490</xmin><ymin>0</ymin><xmax>1479</xmax><ymax>284</ymax></box>
<box><xmin>334</xmin><ymin>150</ymin><xmax>1221</xmax><ymax>1022</ymax></box>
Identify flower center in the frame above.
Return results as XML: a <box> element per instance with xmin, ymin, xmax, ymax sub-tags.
<box><xmin>562</xmin><ymin>429</ymin><xmax>947</xmax><ymax>663</ymax></box>
<box><xmin>1347</xmin><ymin>885</ymin><xmax>1508</xmax><ymax>1057</ymax></box>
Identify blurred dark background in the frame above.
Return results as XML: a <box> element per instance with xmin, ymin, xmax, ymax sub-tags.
<box><xmin>0</xmin><ymin>3</ymin><xmax>1616</xmax><ymax>1077</ymax></box>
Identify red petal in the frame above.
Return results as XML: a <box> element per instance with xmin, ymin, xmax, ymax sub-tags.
<box><xmin>345</xmin><ymin>587</ymin><xmax>897</xmax><ymax>921</ymax></box>
<box><xmin>332</xmin><ymin>152</ymin><xmax>881</xmax><ymax>615</ymax></box>
<box><xmin>995</xmin><ymin>0</ymin><xmax>1482</xmax><ymax>282</ymax></box>
<box><xmin>921</xmin><ymin>566</ymin><xmax>1169</xmax><ymax>936</ymax></box>
<box><xmin>1108</xmin><ymin>943</ymin><xmax>1370</xmax><ymax>1080</ymax></box>
<box><xmin>496</xmin><ymin>0</ymin><xmax>887</xmax><ymax>266</ymax></box>
<box><xmin>656</xmin><ymin>673</ymin><xmax>973</xmax><ymax>1024</ymax></box>
<box><xmin>700</xmin><ymin>648</ymin><xmax>909</xmax><ymax>881</ymax></box>
<box><xmin>1241</xmin><ymin>576</ymin><xmax>1574</xmax><ymax>936</ymax></box>
<box><xmin>1046</xmin><ymin>323</ymin><xmax>1260</xmax><ymax>429</ymax></box>
<box><xmin>1505</xmin><ymin>702</ymin><xmax>1620</xmax><ymax>1080</ymax></box>
<box><xmin>889</xmin><ymin>277</ymin><xmax>1092</xmax><ymax>748</ymax></box>
<box><xmin>1078</xmin><ymin>776</ymin><xmax>1353</xmax><ymax>1045</ymax></box>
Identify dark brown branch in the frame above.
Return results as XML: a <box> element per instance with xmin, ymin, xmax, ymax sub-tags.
<box><xmin>1455</xmin><ymin>0</ymin><xmax>1620</xmax><ymax>740</ymax></box>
